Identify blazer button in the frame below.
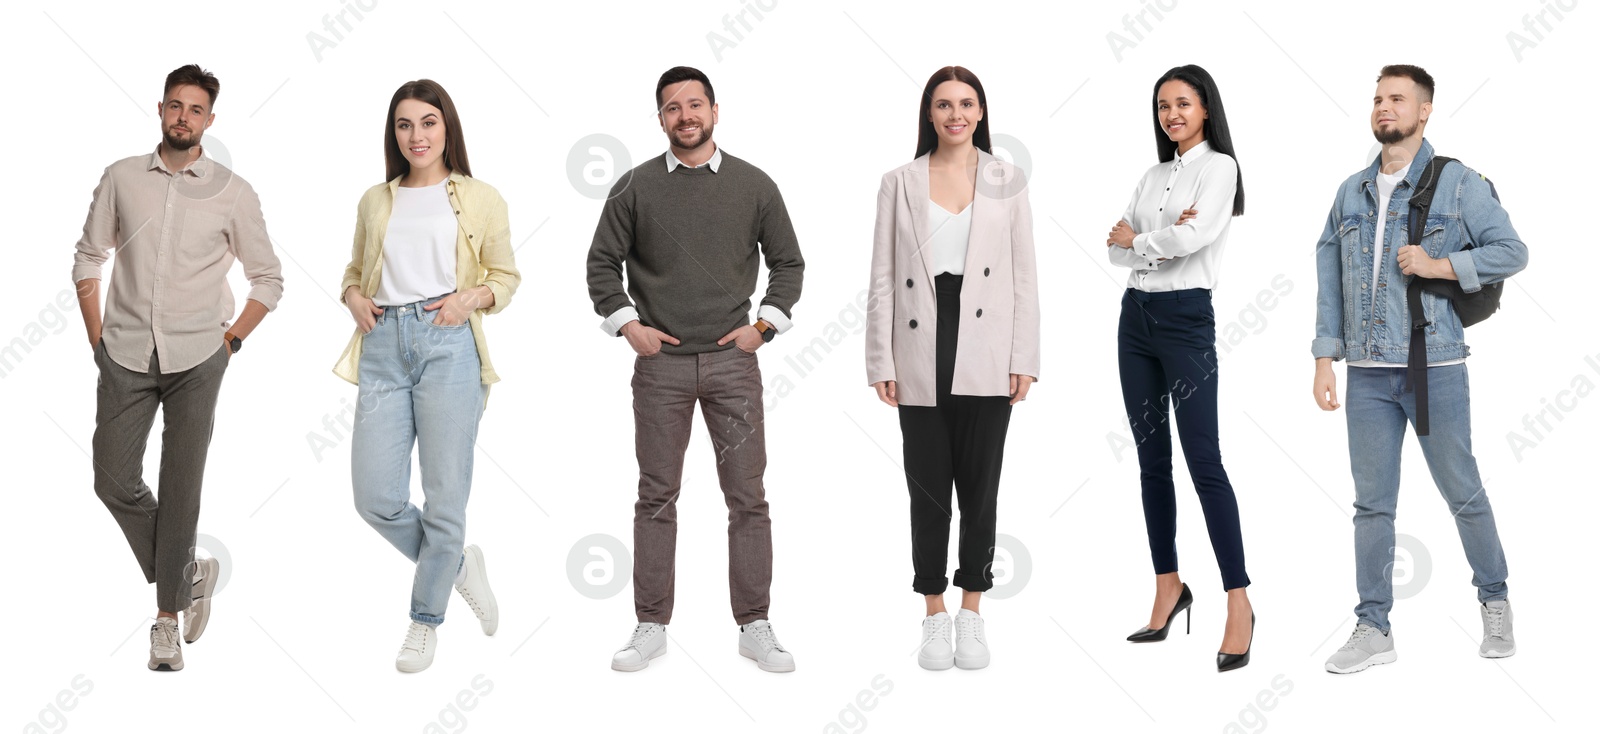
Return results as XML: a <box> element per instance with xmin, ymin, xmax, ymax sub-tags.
<box><xmin>906</xmin><ymin>278</ymin><xmax>913</xmax><ymax>288</ymax></box>
<box><xmin>983</xmin><ymin>267</ymin><xmax>990</xmax><ymax>276</ymax></box>
<box><xmin>455</xmin><ymin>210</ymin><xmax>461</xmax><ymax>215</ymax></box>
<box><xmin>468</xmin><ymin>234</ymin><xmax>473</xmax><ymax>239</ymax></box>
<box><xmin>976</xmin><ymin>308</ymin><xmax>984</xmax><ymax>318</ymax></box>
<box><xmin>909</xmin><ymin>319</ymin><xmax>918</xmax><ymax>329</ymax></box>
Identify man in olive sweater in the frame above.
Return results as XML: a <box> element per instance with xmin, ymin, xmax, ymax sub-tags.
<box><xmin>587</xmin><ymin>66</ymin><xmax>804</xmax><ymax>674</ymax></box>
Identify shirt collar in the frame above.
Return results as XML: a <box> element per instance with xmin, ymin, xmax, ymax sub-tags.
<box><xmin>665</xmin><ymin>144</ymin><xmax>721</xmax><ymax>173</ymax></box>
<box><xmin>147</xmin><ymin>144</ymin><xmax>211</xmax><ymax>178</ymax></box>
<box><xmin>1173</xmin><ymin>139</ymin><xmax>1212</xmax><ymax>169</ymax></box>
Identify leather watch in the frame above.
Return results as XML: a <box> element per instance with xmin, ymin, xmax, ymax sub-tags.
<box><xmin>755</xmin><ymin>319</ymin><xmax>777</xmax><ymax>343</ymax></box>
<box><xmin>225</xmin><ymin>331</ymin><xmax>242</xmax><ymax>354</ymax></box>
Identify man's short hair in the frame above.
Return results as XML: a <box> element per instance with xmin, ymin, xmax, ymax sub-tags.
<box><xmin>164</xmin><ymin>64</ymin><xmax>220</xmax><ymax>107</ymax></box>
<box><xmin>655</xmin><ymin>66</ymin><xmax>714</xmax><ymax>111</ymax></box>
<box><xmin>1378</xmin><ymin>64</ymin><xmax>1434</xmax><ymax>103</ymax></box>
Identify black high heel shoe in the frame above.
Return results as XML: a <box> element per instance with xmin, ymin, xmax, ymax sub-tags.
<box><xmin>1127</xmin><ymin>583</ymin><xmax>1193</xmax><ymax>642</ymax></box>
<box><xmin>1216</xmin><ymin>612</ymin><xmax>1255</xmax><ymax>672</ymax></box>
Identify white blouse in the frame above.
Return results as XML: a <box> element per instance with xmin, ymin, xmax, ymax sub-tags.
<box><xmin>374</xmin><ymin>178</ymin><xmax>458</xmax><ymax>306</ymax></box>
<box><xmin>927</xmin><ymin>198</ymin><xmax>972</xmax><ymax>276</ymax></box>
<box><xmin>1108</xmin><ymin>139</ymin><xmax>1239</xmax><ymax>292</ymax></box>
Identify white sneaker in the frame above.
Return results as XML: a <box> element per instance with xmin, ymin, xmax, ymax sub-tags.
<box><xmin>184</xmin><ymin>556</ymin><xmax>220</xmax><ymax>644</ymax></box>
<box><xmin>954</xmin><ymin>609</ymin><xmax>990</xmax><ymax>670</ymax></box>
<box><xmin>396</xmin><ymin>621</ymin><xmax>437</xmax><ymax>673</ymax></box>
<box><xmin>1325</xmin><ymin>623</ymin><xmax>1396</xmax><ymax>674</ymax></box>
<box><xmin>739</xmin><ymin>620</ymin><xmax>795</xmax><ymax>673</ymax></box>
<box><xmin>454</xmin><ymin>545</ymin><xmax>498</xmax><ymax>636</ymax></box>
<box><xmin>612</xmin><ymin>622</ymin><xmax>667</xmax><ymax>672</ymax></box>
<box><xmin>148</xmin><ymin>617</ymin><xmax>183</xmax><ymax>671</ymax></box>
<box><xmin>918</xmin><ymin>612</ymin><xmax>955</xmax><ymax>670</ymax></box>
<box><xmin>1480</xmin><ymin>600</ymin><xmax>1515</xmax><ymax>658</ymax></box>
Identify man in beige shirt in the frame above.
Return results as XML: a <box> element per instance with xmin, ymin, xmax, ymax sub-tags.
<box><xmin>72</xmin><ymin>64</ymin><xmax>283</xmax><ymax>672</ymax></box>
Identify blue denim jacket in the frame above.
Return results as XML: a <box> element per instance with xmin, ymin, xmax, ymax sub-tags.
<box><xmin>1312</xmin><ymin>139</ymin><xmax>1527</xmax><ymax>363</ymax></box>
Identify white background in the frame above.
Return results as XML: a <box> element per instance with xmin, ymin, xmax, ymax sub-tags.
<box><xmin>4</xmin><ymin>0</ymin><xmax>1593</xmax><ymax>732</ymax></box>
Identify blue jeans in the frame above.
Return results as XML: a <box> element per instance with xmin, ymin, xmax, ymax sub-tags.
<box><xmin>1345</xmin><ymin>364</ymin><xmax>1508</xmax><ymax>633</ymax></box>
<box><xmin>352</xmin><ymin>295</ymin><xmax>485</xmax><ymax>626</ymax></box>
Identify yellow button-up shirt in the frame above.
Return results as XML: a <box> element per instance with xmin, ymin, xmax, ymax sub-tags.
<box><xmin>333</xmin><ymin>171</ymin><xmax>520</xmax><ymax>386</ymax></box>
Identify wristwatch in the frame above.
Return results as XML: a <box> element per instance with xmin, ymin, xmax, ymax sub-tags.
<box><xmin>225</xmin><ymin>331</ymin><xmax>242</xmax><ymax>354</ymax></box>
<box><xmin>754</xmin><ymin>319</ymin><xmax>777</xmax><ymax>343</ymax></box>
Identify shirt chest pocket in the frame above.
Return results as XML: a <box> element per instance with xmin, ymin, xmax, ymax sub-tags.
<box><xmin>1337</xmin><ymin>216</ymin><xmax>1362</xmax><ymax>258</ymax></box>
<box><xmin>179</xmin><ymin>209</ymin><xmax>228</xmax><ymax>262</ymax></box>
<box><xmin>1419</xmin><ymin>218</ymin><xmax>1448</xmax><ymax>258</ymax></box>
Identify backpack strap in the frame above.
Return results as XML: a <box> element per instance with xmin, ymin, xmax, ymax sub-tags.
<box><xmin>1403</xmin><ymin>155</ymin><xmax>1455</xmax><ymax>437</ymax></box>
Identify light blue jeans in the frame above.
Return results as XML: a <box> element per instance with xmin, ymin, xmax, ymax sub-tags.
<box><xmin>1345</xmin><ymin>364</ymin><xmax>1508</xmax><ymax>633</ymax></box>
<box><xmin>352</xmin><ymin>295</ymin><xmax>485</xmax><ymax>626</ymax></box>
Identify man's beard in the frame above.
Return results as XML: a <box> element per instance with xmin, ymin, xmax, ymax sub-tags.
<box><xmin>671</xmin><ymin>120</ymin><xmax>713</xmax><ymax>150</ymax></box>
<box><xmin>1372</xmin><ymin>118</ymin><xmax>1418</xmax><ymax>145</ymax></box>
<box><xmin>164</xmin><ymin>126</ymin><xmax>200</xmax><ymax>151</ymax></box>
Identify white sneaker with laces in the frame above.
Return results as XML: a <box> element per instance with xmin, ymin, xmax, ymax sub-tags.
<box><xmin>739</xmin><ymin>620</ymin><xmax>795</xmax><ymax>672</ymax></box>
<box><xmin>612</xmin><ymin>622</ymin><xmax>667</xmax><ymax>672</ymax></box>
<box><xmin>184</xmin><ymin>556</ymin><xmax>219</xmax><ymax>644</ymax></box>
<box><xmin>954</xmin><ymin>609</ymin><xmax>990</xmax><ymax>670</ymax></box>
<box><xmin>148</xmin><ymin>617</ymin><xmax>183</xmax><ymax>671</ymax></box>
<box><xmin>1325</xmin><ymin>623</ymin><xmax>1396</xmax><ymax>674</ymax></box>
<box><xmin>396</xmin><ymin>621</ymin><xmax>437</xmax><ymax>673</ymax></box>
<box><xmin>1480</xmin><ymin>600</ymin><xmax>1515</xmax><ymax>658</ymax></box>
<box><xmin>918</xmin><ymin>612</ymin><xmax>955</xmax><ymax>670</ymax></box>
<box><xmin>454</xmin><ymin>545</ymin><xmax>498</xmax><ymax>636</ymax></box>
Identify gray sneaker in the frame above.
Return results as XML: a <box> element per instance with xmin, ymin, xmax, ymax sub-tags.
<box><xmin>184</xmin><ymin>556</ymin><xmax>220</xmax><ymax>644</ymax></box>
<box><xmin>1479</xmin><ymin>600</ymin><xmax>1515</xmax><ymax>658</ymax></box>
<box><xmin>1325</xmin><ymin>623</ymin><xmax>1396</xmax><ymax>674</ymax></box>
<box><xmin>148</xmin><ymin>617</ymin><xmax>184</xmax><ymax>671</ymax></box>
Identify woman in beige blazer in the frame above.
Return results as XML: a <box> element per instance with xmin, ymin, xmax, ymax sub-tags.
<box><xmin>865</xmin><ymin>66</ymin><xmax>1039</xmax><ymax>671</ymax></box>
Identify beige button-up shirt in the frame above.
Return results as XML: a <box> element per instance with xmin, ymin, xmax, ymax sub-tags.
<box><xmin>72</xmin><ymin>147</ymin><xmax>284</xmax><ymax>373</ymax></box>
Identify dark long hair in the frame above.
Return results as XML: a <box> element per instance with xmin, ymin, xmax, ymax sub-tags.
<box><xmin>1151</xmin><ymin>65</ymin><xmax>1244</xmax><ymax>216</ymax></box>
<box><xmin>915</xmin><ymin>66</ymin><xmax>991</xmax><ymax>159</ymax></box>
<box><xmin>385</xmin><ymin>79</ymin><xmax>471</xmax><ymax>181</ymax></box>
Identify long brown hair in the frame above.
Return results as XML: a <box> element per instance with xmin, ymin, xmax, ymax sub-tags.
<box><xmin>915</xmin><ymin>66</ymin><xmax>991</xmax><ymax>159</ymax></box>
<box><xmin>384</xmin><ymin>79</ymin><xmax>471</xmax><ymax>181</ymax></box>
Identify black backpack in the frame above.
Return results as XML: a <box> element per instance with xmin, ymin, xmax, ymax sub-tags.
<box><xmin>1405</xmin><ymin>155</ymin><xmax>1503</xmax><ymax>436</ymax></box>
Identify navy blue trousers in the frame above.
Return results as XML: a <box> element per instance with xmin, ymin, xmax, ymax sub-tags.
<box><xmin>1117</xmin><ymin>288</ymin><xmax>1249</xmax><ymax>590</ymax></box>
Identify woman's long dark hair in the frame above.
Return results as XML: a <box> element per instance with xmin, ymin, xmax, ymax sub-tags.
<box><xmin>915</xmin><ymin>66</ymin><xmax>991</xmax><ymax>159</ymax></box>
<box><xmin>1152</xmin><ymin>65</ymin><xmax>1244</xmax><ymax>216</ymax></box>
<box><xmin>385</xmin><ymin>79</ymin><xmax>471</xmax><ymax>181</ymax></box>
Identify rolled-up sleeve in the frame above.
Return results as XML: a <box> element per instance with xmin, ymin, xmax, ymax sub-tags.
<box><xmin>229</xmin><ymin>181</ymin><xmax>284</xmax><ymax>310</ymax></box>
<box><xmin>72</xmin><ymin>167</ymin><xmax>117</xmax><ymax>283</ymax></box>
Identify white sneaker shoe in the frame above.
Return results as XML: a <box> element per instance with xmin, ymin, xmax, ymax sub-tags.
<box><xmin>739</xmin><ymin>620</ymin><xmax>796</xmax><ymax>673</ymax></box>
<box><xmin>612</xmin><ymin>622</ymin><xmax>667</xmax><ymax>672</ymax></box>
<box><xmin>918</xmin><ymin>612</ymin><xmax>955</xmax><ymax>670</ymax></box>
<box><xmin>148</xmin><ymin>617</ymin><xmax>183</xmax><ymax>671</ymax></box>
<box><xmin>1480</xmin><ymin>600</ymin><xmax>1515</xmax><ymax>658</ymax></box>
<box><xmin>1325</xmin><ymin>623</ymin><xmax>1396</xmax><ymax>674</ymax></box>
<box><xmin>184</xmin><ymin>556</ymin><xmax>219</xmax><ymax>644</ymax></box>
<box><xmin>954</xmin><ymin>609</ymin><xmax>990</xmax><ymax>670</ymax></box>
<box><xmin>454</xmin><ymin>545</ymin><xmax>498</xmax><ymax>636</ymax></box>
<box><xmin>396</xmin><ymin>621</ymin><xmax>437</xmax><ymax>673</ymax></box>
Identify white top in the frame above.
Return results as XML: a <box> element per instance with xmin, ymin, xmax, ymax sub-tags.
<box><xmin>598</xmin><ymin>144</ymin><xmax>793</xmax><ymax>336</ymax></box>
<box><xmin>1348</xmin><ymin>165</ymin><xmax>1464</xmax><ymax>368</ymax></box>
<box><xmin>1108</xmin><ymin>139</ymin><xmax>1238</xmax><ymax>292</ymax></box>
<box><xmin>927</xmin><ymin>198</ymin><xmax>972</xmax><ymax>276</ymax></box>
<box><xmin>375</xmin><ymin>178</ymin><xmax>457</xmax><ymax>306</ymax></box>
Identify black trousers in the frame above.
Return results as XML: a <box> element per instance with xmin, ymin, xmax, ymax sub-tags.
<box><xmin>1117</xmin><ymin>288</ymin><xmax>1249</xmax><ymax>590</ymax></box>
<box><xmin>899</xmin><ymin>274</ymin><xmax>1014</xmax><ymax>595</ymax></box>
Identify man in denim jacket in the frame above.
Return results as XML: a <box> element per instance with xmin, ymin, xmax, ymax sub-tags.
<box><xmin>1312</xmin><ymin>65</ymin><xmax>1528</xmax><ymax>674</ymax></box>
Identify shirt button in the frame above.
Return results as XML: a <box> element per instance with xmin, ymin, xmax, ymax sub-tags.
<box><xmin>1361</xmin><ymin>283</ymin><xmax>1368</xmax><ymax>289</ymax></box>
<box><xmin>905</xmin><ymin>278</ymin><xmax>913</xmax><ymax>288</ymax></box>
<box><xmin>976</xmin><ymin>308</ymin><xmax>983</xmax><ymax>318</ymax></box>
<box><xmin>909</xmin><ymin>319</ymin><xmax>918</xmax><ymax>329</ymax></box>
<box><xmin>1362</xmin><ymin>247</ymin><xmax>1369</xmax><ymax>253</ymax></box>
<box><xmin>983</xmin><ymin>267</ymin><xmax>990</xmax><ymax>276</ymax></box>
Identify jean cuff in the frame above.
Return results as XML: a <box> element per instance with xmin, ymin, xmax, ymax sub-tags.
<box><xmin>410</xmin><ymin>611</ymin><xmax>444</xmax><ymax>627</ymax></box>
<box><xmin>912</xmin><ymin>575</ymin><xmax>949</xmax><ymax>596</ymax></box>
<box><xmin>952</xmin><ymin>570</ymin><xmax>993</xmax><ymax>593</ymax></box>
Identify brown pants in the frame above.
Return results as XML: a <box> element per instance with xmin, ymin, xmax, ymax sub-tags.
<box><xmin>631</xmin><ymin>347</ymin><xmax>771</xmax><ymax>625</ymax></box>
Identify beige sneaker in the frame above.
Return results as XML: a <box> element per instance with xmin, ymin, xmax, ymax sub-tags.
<box><xmin>148</xmin><ymin>617</ymin><xmax>183</xmax><ymax>671</ymax></box>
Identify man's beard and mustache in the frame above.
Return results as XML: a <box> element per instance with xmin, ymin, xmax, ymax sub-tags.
<box><xmin>1372</xmin><ymin>117</ymin><xmax>1419</xmax><ymax>145</ymax></box>
<box><xmin>164</xmin><ymin>124</ymin><xmax>201</xmax><ymax>151</ymax></box>
<box><xmin>671</xmin><ymin>119</ymin><xmax>713</xmax><ymax>150</ymax></box>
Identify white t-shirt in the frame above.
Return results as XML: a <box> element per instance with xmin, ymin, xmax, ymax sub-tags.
<box><xmin>927</xmin><ymin>198</ymin><xmax>972</xmax><ymax>276</ymax></box>
<box><xmin>1349</xmin><ymin>166</ymin><xmax>1464</xmax><ymax>368</ymax></box>
<box><xmin>374</xmin><ymin>179</ymin><xmax>458</xmax><ymax>307</ymax></box>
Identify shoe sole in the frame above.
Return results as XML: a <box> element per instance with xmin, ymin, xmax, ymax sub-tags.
<box><xmin>739</xmin><ymin>646</ymin><xmax>795</xmax><ymax>673</ymax></box>
<box><xmin>460</xmin><ymin>546</ymin><xmax>499</xmax><ymax>636</ymax></box>
<box><xmin>1325</xmin><ymin>649</ymin><xmax>1397</xmax><ymax>674</ymax></box>
<box><xmin>396</xmin><ymin>657</ymin><xmax>434</xmax><ymax>673</ymax></box>
<box><xmin>955</xmin><ymin>653</ymin><xmax>990</xmax><ymax>670</ymax></box>
<box><xmin>185</xmin><ymin>557</ymin><xmax>220</xmax><ymax>644</ymax></box>
<box><xmin>148</xmin><ymin>660</ymin><xmax>183</xmax><ymax>672</ymax></box>
<box><xmin>1480</xmin><ymin>646</ymin><xmax>1516</xmax><ymax>658</ymax></box>
<box><xmin>918</xmin><ymin>654</ymin><xmax>955</xmax><ymax>671</ymax></box>
<box><xmin>611</xmin><ymin>645</ymin><xmax>666</xmax><ymax>672</ymax></box>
